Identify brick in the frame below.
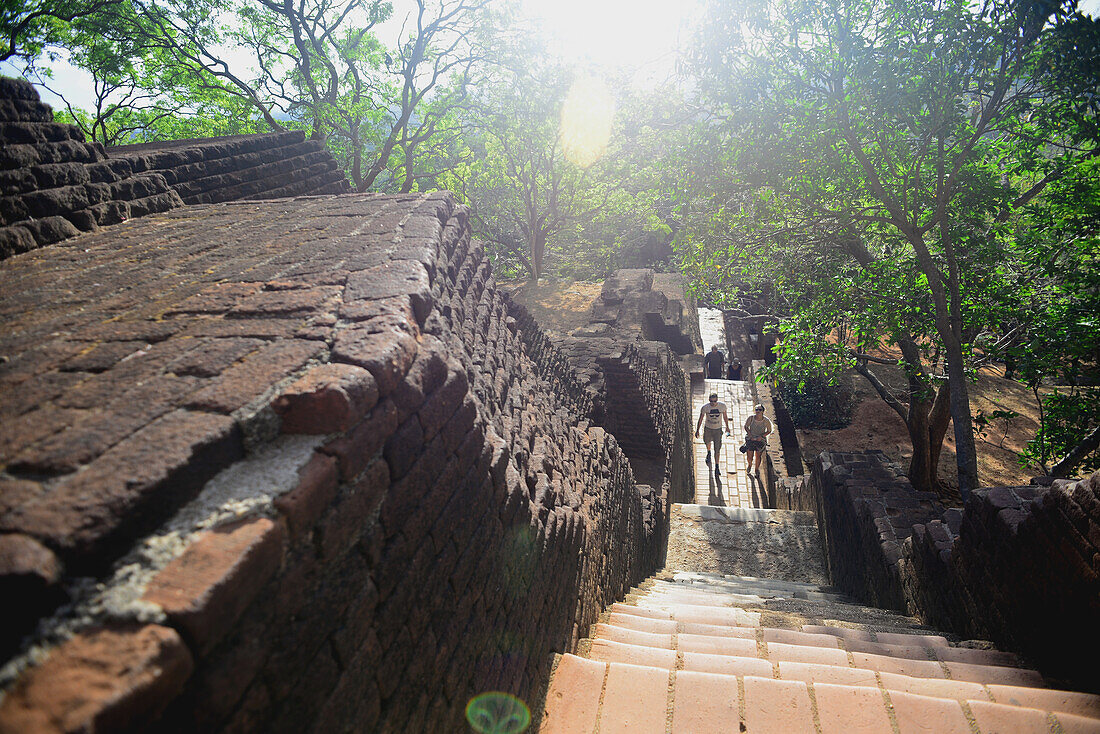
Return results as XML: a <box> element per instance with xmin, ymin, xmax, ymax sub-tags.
<box><xmin>273</xmin><ymin>451</ymin><xmax>339</xmax><ymax>539</ymax></box>
<box><xmin>813</xmin><ymin>682</ymin><xmax>893</xmax><ymax>734</ymax></box>
<box><xmin>600</xmin><ymin>661</ymin><xmax>670</xmax><ymax>734</ymax></box>
<box><xmin>143</xmin><ymin>517</ymin><xmax>285</xmax><ymax>655</ymax></box>
<box><xmin>678</xmin><ymin>633</ymin><xmax>758</xmax><ymax>657</ymax></box>
<box><xmin>166</xmin><ymin>337</ymin><xmax>265</xmax><ymax>377</ymax></box>
<box><xmin>322</xmin><ymin>398</ymin><xmax>400</xmax><ymax>480</ymax></box>
<box><xmin>968</xmin><ymin>699</ymin><xmax>1052</xmax><ymax>733</ymax></box>
<box><xmin>391</xmin><ymin>337</ymin><xmax>448</xmax><ymax>413</ymax></box>
<box><xmin>163</xmin><ymin>282</ymin><xmax>261</xmax><ymax>315</ymax></box>
<box><xmin>683</xmin><ymin>652</ymin><xmax>773</xmax><ymax>677</ymax></box>
<box><xmin>744</xmin><ymin>676</ymin><xmax>815</xmax><ymax>732</ymax></box>
<box><xmin>345</xmin><ymin>258</ymin><xmax>432</xmax><ymax>324</ymax></box>
<box><xmin>767</xmin><ymin>641</ymin><xmax>850</xmax><ymax>666</ymax></box>
<box><xmin>228</xmin><ymin>286</ymin><xmax>339</xmax><ymax>318</ymax></box>
<box><xmin>331</xmin><ymin>322</ymin><xmax>418</xmax><ymax>397</ymax></box>
<box><xmin>1056</xmin><ymin>711</ymin><xmax>1100</xmax><ymax>734</ymax></box>
<box><xmin>59</xmin><ymin>340</ymin><xmax>147</xmax><ymax>372</ymax></box>
<box><xmin>272</xmin><ymin>362</ymin><xmax>378</xmax><ymax>434</ymax></box>
<box><xmin>383</xmin><ymin>415</ymin><xmax>424</xmax><ymax>481</ymax></box>
<box><xmin>0</xmin><ymin>477</ymin><xmax>45</xmax><ymax>516</ymax></box>
<box><xmin>889</xmin><ymin>690</ymin><xmax>971</xmax><ymax>734</ymax></box>
<box><xmin>317</xmin><ymin>458</ymin><xmax>388</xmax><ymax>561</ymax></box>
<box><xmin>851</xmin><ymin>652</ymin><xmax>944</xmax><ymax>679</ymax></box>
<box><xmin>986</xmin><ymin>684</ymin><xmax>1100</xmax><ymax>719</ymax></box>
<box><xmin>186</xmin><ymin>339</ymin><xmax>324</xmax><ymax>413</ymax></box>
<box><xmin>777</xmin><ymin>661</ymin><xmax>879</xmax><ymax>687</ymax></box>
<box><xmin>669</xmin><ymin>670</ymin><xmax>738</xmax><ymax>734</ymax></box>
<box><xmin>0</xmin><ymin>624</ymin><xmax>193</xmax><ymax>733</ymax></box>
<box><xmin>2</xmin><ymin>410</ymin><xmax>242</xmax><ymax>569</ymax></box>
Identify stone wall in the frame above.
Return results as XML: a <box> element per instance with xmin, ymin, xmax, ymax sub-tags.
<box><xmin>0</xmin><ymin>77</ymin><xmax>349</xmax><ymax>262</ymax></box>
<box><xmin>0</xmin><ymin>78</ymin><xmax>181</xmax><ymax>259</ymax></box>
<box><xmin>109</xmin><ymin>132</ymin><xmax>350</xmax><ymax>205</ymax></box>
<box><xmin>0</xmin><ymin>193</ymin><xmax>664</xmax><ymax>731</ymax></box>
<box><xmin>805</xmin><ymin>450</ymin><xmax>1100</xmax><ymax>692</ymax></box>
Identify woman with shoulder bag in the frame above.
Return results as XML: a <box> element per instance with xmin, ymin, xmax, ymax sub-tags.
<box><xmin>743</xmin><ymin>403</ymin><xmax>772</xmax><ymax>475</ymax></box>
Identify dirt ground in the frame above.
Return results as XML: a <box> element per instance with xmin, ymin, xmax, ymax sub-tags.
<box><xmin>797</xmin><ymin>364</ymin><xmax>1045</xmax><ymax>504</ymax></box>
<box><xmin>508</xmin><ymin>280</ymin><xmax>1047</xmax><ymax>503</ymax></box>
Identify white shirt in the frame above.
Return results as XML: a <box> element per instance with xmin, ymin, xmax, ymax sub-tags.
<box><xmin>699</xmin><ymin>401</ymin><xmax>728</xmax><ymax>430</ymax></box>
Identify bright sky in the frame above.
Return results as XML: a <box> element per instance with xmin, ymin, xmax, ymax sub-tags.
<box><xmin>520</xmin><ymin>0</ymin><xmax>702</xmax><ymax>81</ymax></box>
<box><xmin>6</xmin><ymin>0</ymin><xmax>1100</xmax><ymax>111</ymax></box>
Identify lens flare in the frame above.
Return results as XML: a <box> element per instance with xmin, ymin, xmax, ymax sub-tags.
<box><xmin>560</xmin><ymin>76</ymin><xmax>614</xmax><ymax>168</ymax></box>
<box><xmin>465</xmin><ymin>692</ymin><xmax>531</xmax><ymax>733</ymax></box>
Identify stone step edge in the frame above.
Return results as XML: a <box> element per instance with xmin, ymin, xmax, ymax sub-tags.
<box><xmin>582</xmin><ymin>637</ymin><xmax>1047</xmax><ymax>689</ymax></box>
<box><xmin>593</xmin><ymin>621</ymin><xmax>1022</xmax><ymax>668</ymax></box>
<box><xmin>669</xmin><ymin>570</ymin><xmax>836</xmax><ymax>594</ymax></box>
<box><xmin>645</xmin><ymin>583</ymin><xmax>849</xmax><ymax>604</ymax></box>
<box><xmin>673</xmin><ymin>503</ymin><xmax>818</xmax><ymax>525</ymax></box>
<box><xmin>542</xmin><ymin>654</ymin><xmax>1100</xmax><ymax>733</ymax></box>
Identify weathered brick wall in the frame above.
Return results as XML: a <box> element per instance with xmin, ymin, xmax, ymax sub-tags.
<box><xmin>808</xmin><ymin>450</ymin><xmax>951</xmax><ymax>611</ymax></box>
<box><xmin>807</xmin><ymin>450</ymin><xmax>1100</xmax><ymax>692</ymax></box>
<box><xmin>110</xmin><ymin>132</ymin><xmax>350</xmax><ymax>205</ymax></box>
<box><xmin>0</xmin><ymin>78</ymin><xmax>181</xmax><ymax>259</ymax></box>
<box><xmin>0</xmin><ymin>77</ymin><xmax>348</xmax><ymax>261</ymax></box>
<box><xmin>0</xmin><ymin>193</ymin><xmax>663</xmax><ymax>731</ymax></box>
<box><xmin>905</xmin><ymin>476</ymin><xmax>1100</xmax><ymax>692</ymax></box>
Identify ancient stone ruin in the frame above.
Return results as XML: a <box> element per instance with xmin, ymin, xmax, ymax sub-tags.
<box><xmin>2</xmin><ymin>77</ymin><xmax>1099</xmax><ymax>732</ymax></box>
<box><xmin>0</xmin><ymin>78</ymin><xmax>348</xmax><ymax>260</ymax></box>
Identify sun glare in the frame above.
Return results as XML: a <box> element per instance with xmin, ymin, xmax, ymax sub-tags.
<box><xmin>560</xmin><ymin>76</ymin><xmax>615</xmax><ymax>168</ymax></box>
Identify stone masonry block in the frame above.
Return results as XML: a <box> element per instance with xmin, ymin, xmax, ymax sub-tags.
<box><xmin>273</xmin><ymin>451</ymin><xmax>340</xmax><ymax>540</ymax></box>
<box><xmin>1</xmin><ymin>410</ymin><xmax>243</xmax><ymax>569</ymax></box>
<box><xmin>345</xmin><ymin>260</ymin><xmax>432</xmax><ymax>326</ymax></box>
<box><xmin>273</xmin><ymin>363</ymin><xmax>379</xmax><ymax>434</ymax></box>
<box><xmin>331</xmin><ymin>323</ymin><xmax>418</xmax><ymax>397</ymax></box>
<box><xmin>143</xmin><ymin>516</ymin><xmax>286</xmax><ymax>656</ymax></box>
<box><xmin>322</xmin><ymin>398</ymin><xmax>400</xmax><ymax>481</ymax></box>
<box><xmin>0</xmin><ymin>624</ymin><xmax>194</xmax><ymax>734</ymax></box>
<box><xmin>186</xmin><ymin>339</ymin><xmax>324</xmax><ymax>414</ymax></box>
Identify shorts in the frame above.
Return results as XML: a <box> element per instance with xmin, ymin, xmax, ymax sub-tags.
<box><xmin>703</xmin><ymin>427</ymin><xmax>724</xmax><ymax>449</ymax></box>
<box><xmin>744</xmin><ymin>438</ymin><xmax>766</xmax><ymax>453</ymax></box>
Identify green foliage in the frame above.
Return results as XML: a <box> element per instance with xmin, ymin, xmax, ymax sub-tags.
<box><xmin>1020</xmin><ymin>388</ymin><xmax>1100</xmax><ymax>474</ymax></box>
<box><xmin>778</xmin><ymin>376</ymin><xmax>855</xmax><ymax>429</ymax></box>
<box><xmin>677</xmin><ymin>0</ymin><xmax>1100</xmax><ymax>493</ymax></box>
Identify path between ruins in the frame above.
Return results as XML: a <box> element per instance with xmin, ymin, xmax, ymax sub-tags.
<box><xmin>538</xmin><ymin>308</ymin><xmax>1100</xmax><ymax>733</ymax></box>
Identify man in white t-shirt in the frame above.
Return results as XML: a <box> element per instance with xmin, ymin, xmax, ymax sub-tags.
<box><xmin>694</xmin><ymin>392</ymin><xmax>731</xmax><ymax>475</ymax></box>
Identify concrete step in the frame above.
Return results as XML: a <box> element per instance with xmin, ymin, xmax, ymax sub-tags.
<box><xmin>610</xmin><ymin>602</ymin><xmax>762</xmax><ymax>627</ymax></box>
<box><xmin>584</xmin><ymin>635</ymin><xmax>1047</xmax><ymax>688</ymax></box>
<box><xmin>594</xmin><ymin>621</ymin><xmax>1022</xmax><ymax>668</ymax></box>
<box><xmin>541</xmin><ymin>654</ymin><xmax>1100</xmax><ymax>733</ymax></box>
<box><xmin>672</xmin><ymin>569</ymin><xmax>827</xmax><ymax>593</ymax></box>
<box><xmin>802</xmin><ymin>623</ymin><xmax>950</xmax><ymax>647</ymax></box>
<box><xmin>656</xmin><ymin>578</ymin><xmax>850</xmax><ymax>603</ymax></box>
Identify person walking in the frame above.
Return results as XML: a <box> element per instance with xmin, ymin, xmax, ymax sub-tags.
<box><xmin>727</xmin><ymin>358</ymin><xmax>742</xmax><ymax>381</ymax></box>
<box><xmin>703</xmin><ymin>345</ymin><xmax>725</xmax><ymax>379</ymax></box>
<box><xmin>744</xmin><ymin>403</ymin><xmax>773</xmax><ymax>475</ymax></box>
<box><xmin>695</xmin><ymin>392</ymin><xmax>731</xmax><ymax>476</ymax></box>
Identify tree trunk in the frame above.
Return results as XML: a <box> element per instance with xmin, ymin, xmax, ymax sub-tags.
<box><xmin>907</xmin><ymin>394</ymin><xmax>935</xmax><ymax>493</ymax></box>
<box><xmin>1051</xmin><ymin>426</ymin><xmax>1100</xmax><ymax>479</ymax></box>
<box><xmin>927</xmin><ymin>380</ymin><xmax>952</xmax><ymax>484</ymax></box>
<box><xmin>944</xmin><ymin>336</ymin><xmax>980</xmax><ymax>497</ymax></box>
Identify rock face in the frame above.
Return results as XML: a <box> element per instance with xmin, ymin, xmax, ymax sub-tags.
<box><xmin>0</xmin><ymin>77</ymin><xmax>350</xmax><ymax>262</ymax></box>
<box><xmin>0</xmin><ymin>193</ymin><xmax>672</xmax><ymax>732</ymax></box>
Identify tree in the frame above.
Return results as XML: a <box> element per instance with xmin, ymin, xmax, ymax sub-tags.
<box><xmin>682</xmin><ymin>0</ymin><xmax>1100</xmax><ymax>497</ymax></box>
<box><xmin>1</xmin><ymin>0</ymin><xmax>119</xmax><ymax>64</ymax></box>
<box><xmin>444</xmin><ymin>56</ymin><xmax>621</xmax><ymax>282</ymax></box>
<box><xmin>123</xmin><ymin>0</ymin><xmax>489</xmax><ymax>191</ymax></box>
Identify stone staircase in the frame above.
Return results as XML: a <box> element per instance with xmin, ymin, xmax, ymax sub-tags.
<box><xmin>541</xmin><ymin>566</ymin><xmax>1100</xmax><ymax>732</ymax></box>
